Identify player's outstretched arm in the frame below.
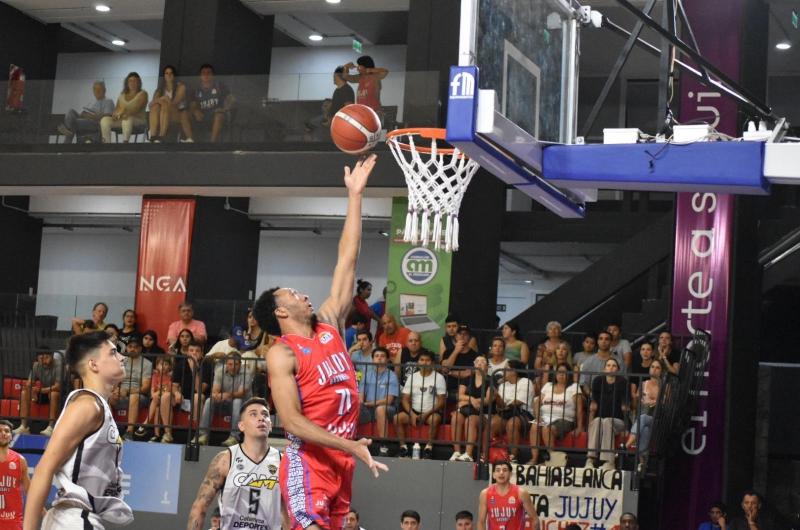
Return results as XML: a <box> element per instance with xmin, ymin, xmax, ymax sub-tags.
<box><xmin>267</xmin><ymin>343</ymin><xmax>388</xmax><ymax>478</ymax></box>
<box><xmin>187</xmin><ymin>450</ymin><xmax>230</xmax><ymax>530</ymax></box>
<box><xmin>23</xmin><ymin>394</ymin><xmax>103</xmax><ymax>530</ymax></box>
<box><xmin>318</xmin><ymin>154</ymin><xmax>377</xmax><ymax>328</ymax></box>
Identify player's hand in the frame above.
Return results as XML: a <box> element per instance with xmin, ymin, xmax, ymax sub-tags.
<box><xmin>344</xmin><ymin>153</ymin><xmax>377</xmax><ymax>196</ymax></box>
<box><xmin>350</xmin><ymin>438</ymin><xmax>388</xmax><ymax>478</ymax></box>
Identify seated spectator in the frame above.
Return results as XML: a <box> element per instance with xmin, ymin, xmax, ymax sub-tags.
<box><xmin>439</xmin><ymin>314</ymin><xmax>478</xmax><ymax>361</ymax></box>
<box><xmin>140</xmin><ymin>355</ymin><xmax>181</xmax><ymax>442</ymax></box>
<box><xmin>100</xmin><ymin>72</ymin><xmax>148</xmax><ymax>143</ymax></box>
<box><xmin>394</xmin><ymin>350</ymin><xmax>446</xmax><ymax>459</ymax></box>
<box><xmin>698</xmin><ymin>502</ymin><xmax>728</xmax><ymax>530</ymax></box>
<box><xmin>167</xmin><ymin>302</ymin><xmax>207</xmax><ymax>346</ymax></box>
<box><xmin>174</xmin><ymin>341</ymin><xmax>214</xmax><ymax>424</ymax></box>
<box><xmin>620</xmin><ymin>513</ymin><xmax>639</xmax><ymax>530</ymax></box>
<box><xmin>455</xmin><ymin>511</ymin><xmax>473</xmax><ymax>530</ymax></box>
<box><xmin>358</xmin><ymin>347</ymin><xmax>399</xmax><ymax>456</ymax></box>
<box><xmin>608</xmin><ymin>322</ymin><xmax>633</xmax><ymax>371</ymax></box>
<box><xmin>451</xmin><ymin>356</ymin><xmax>497</xmax><ymax>462</ymax></box>
<box><xmin>573</xmin><ymin>333</ymin><xmax>597</xmax><ymax>371</ymax></box>
<box><xmin>329</xmin><ymin>66</ymin><xmax>355</xmax><ymax>121</ymax></box>
<box><xmin>728</xmin><ymin>491</ymin><xmax>776</xmax><ymax>530</ymax></box>
<box><xmin>170</xmin><ymin>328</ymin><xmax>195</xmax><ymax>357</ymax></box>
<box><xmin>148</xmin><ymin>64</ymin><xmax>189</xmax><ymax>142</ymax></box>
<box><xmin>378</xmin><ymin>313</ymin><xmax>411</xmax><ymax>363</ymax></box>
<box><xmin>182</xmin><ymin>63</ymin><xmax>234</xmax><ymax>143</ymax></box>
<box><xmin>500</xmin><ymin>322</ymin><xmax>530</xmax><ymax>365</ymax></box>
<box><xmin>346</xmin><ymin>314</ymin><xmax>369</xmax><ymax>350</ymax></box>
<box><xmin>57</xmin><ymin>80</ymin><xmax>114</xmax><ymax>143</ymax></box>
<box><xmin>579</xmin><ymin>330</ymin><xmax>625</xmax><ymax>395</ymax></box>
<box><xmin>626</xmin><ymin>359</ymin><xmax>666</xmax><ymax>469</ymax></box>
<box><xmin>349</xmin><ymin>329</ymin><xmax>375</xmax><ymax>384</ymax></box>
<box><xmin>586</xmin><ymin>358</ymin><xmax>629</xmax><ymax>470</ymax></box>
<box><xmin>400</xmin><ymin>510</ymin><xmax>421</xmax><ymax>530</ymax></box>
<box><xmin>397</xmin><ymin>331</ymin><xmax>431</xmax><ymax>386</ymax></box>
<box><xmin>531</xmin><ymin>362</ymin><xmax>583</xmax><ymax>466</ymax></box>
<box><xmin>118</xmin><ymin>309</ymin><xmax>140</xmax><ymax>350</ymax></box>
<box><xmin>657</xmin><ymin>330</ymin><xmax>681</xmax><ymax>374</ymax></box>
<box><xmin>230</xmin><ymin>308</ymin><xmax>264</xmax><ymax>352</ymax></box>
<box><xmin>542</xmin><ymin>340</ymin><xmax>576</xmax><ymax>384</ymax></box>
<box><xmin>13</xmin><ymin>350</ymin><xmax>62</xmax><ymax>436</ymax></box>
<box><xmin>198</xmin><ymin>352</ymin><xmax>251</xmax><ymax>447</ymax></box>
<box><xmin>142</xmin><ymin>329</ymin><xmax>166</xmax><ymax>355</ymax></box>
<box><xmin>630</xmin><ymin>340</ymin><xmax>656</xmax><ymax>388</ymax></box>
<box><xmin>104</xmin><ymin>324</ymin><xmax>124</xmax><ymax>352</ymax></box>
<box><xmin>494</xmin><ymin>360</ymin><xmax>535</xmax><ymax>464</ymax></box>
<box><xmin>304</xmin><ymin>99</ymin><xmax>333</xmax><ymax>142</ymax></box>
<box><xmin>537</xmin><ymin>321</ymin><xmax>563</xmax><ymax>366</ymax></box>
<box><xmin>71</xmin><ymin>301</ymin><xmax>108</xmax><ymax>335</ymax></box>
<box><xmin>441</xmin><ymin>325</ymin><xmax>480</xmax><ymax>399</ymax></box>
<box><xmin>487</xmin><ymin>336</ymin><xmax>509</xmax><ymax>385</ymax></box>
<box><xmin>342</xmin><ymin>56</ymin><xmax>389</xmax><ymax>115</ymax></box>
<box><xmin>111</xmin><ymin>336</ymin><xmax>152</xmax><ymax>440</ymax></box>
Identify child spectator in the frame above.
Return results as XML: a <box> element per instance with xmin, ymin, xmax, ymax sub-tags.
<box><xmin>13</xmin><ymin>350</ymin><xmax>62</xmax><ymax>436</ymax></box>
<box><xmin>140</xmin><ymin>355</ymin><xmax>181</xmax><ymax>442</ymax></box>
<box><xmin>100</xmin><ymin>72</ymin><xmax>148</xmax><ymax>143</ymax></box>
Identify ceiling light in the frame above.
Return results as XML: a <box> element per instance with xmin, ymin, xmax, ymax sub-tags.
<box><xmin>524</xmin><ymin>280</ymin><xmax>532</xmax><ymax>284</ymax></box>
<box><xmin>111</xmin><ymin>38</ymin><xmax>126</xmax><ymax>46</ymax></box>
<box><xmin>94</xmin><ymin>4</ymin><xmax>111</xmax><ymax>12</ymax></box>
<box><xmin>775</xmin><ymin>41</ymin><xmax>791</xmax><ymax>50</ymax></box>
<box><xmin>326</xmin><ymin>0</ymin><xmax>342</xmax><ymax>3</ymax></box>
<box><xmin>308</xmin><ymin>34</ymin><xmax>324</xmax><ymax>42</ymax></box>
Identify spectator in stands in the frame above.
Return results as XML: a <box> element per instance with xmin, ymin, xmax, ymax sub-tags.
<box><xmin>439</xmin><ymin>314</ymin><xmax>478</xmax><ymax>361</ymax></box>
<box><xmin>142</xmin><ymin>329</ymin><xmax>165</xmax><ymax>355</ymax></box>
<box><xmin>343</xmin><ymin>509</ymin><xmax>366</xmax><ymax>530</ymax></box>
<box><xmin>13</xmin><ymin>350</ymin><xmax>62</xmax><ymax>436</ymax></box>
<box><xmin>118</xmin><ymin>309</ymin><xmax>139</xmax><ymax>350</ymax></box>
<box><xmin>349</xmin><ymin>279</ymin><xmax>381</xmax><ymax>329</ymax></box>
<box><xmin>104</xmin><ymin>324</ymin><xmax>125</xmax><ymax>353</ymax></box>
<box><xmin>140</xmin><ymin>354</ymin><xmax>180</xmax><ymax>443</ymax></box>
<box><xmin>112</xmin><ymin>336</ymin><xmax>152</xmax><ymax>440</ymax></box>
<box><xmin>729</xmin><ymin>491</ymin><xmax>776</xmax><ymax>530</ymax></box>
<box><xmin>450</xmin><ymin>355</ymin><xmax>496</xmax><ymax>462</ymax></box>
<box><xmin>620</xmin><ymin>513</ymin><xmax>639</xmax><ymax>530</ymax></box>
<box><xmin>198</xmin><ymin>352</ymin><xmax>250</xmax><ymax>446</ymax></box>
<box><xmin>579</xmin><ymin>330</ymin><xmax>624</xmax><ymax>395</ymax></box>
<box><xmin>167</xmin><ymin>302</ymin><xmax>207</xmax><ymax>346</ymax></box>
<box><xmin>170</xmin><ymin>328</ymin><xmax>195</xmax><ymax>357</ymax></box>
<box><xmin>573</xmin><ymin>332</ymin><xmax>597</xmax><ymax>370</ymax></box>
<box><xmin>230</xmin><ymin>308</ymin><xmax>264</xmax><ymax>353</ymax></box>
<box><xmin>342</xmin><ymin>56</ymin><xmax>389</xmax><ymax>115</ymax></box>
<box><xmin>71</xmin><ymin>301</ymin><xmax>108</xmax><ymax>335</ymax></box>
<box><xmin>371</xmin><ymin>286</ymin><xmax>387</xmax><ymax>321</ymax></box>
<box><xmin>608</xmin><ymin>322</ymin><xmax>633</xmax><ymax>371</ymax></box>
<box><xmin>57</xmin><ymin>80</ymin><xmax>114</xmax><ymax>143</ymax></box>
<box><xmin>379</xmin><ymin>313</ymin><xmax>411</xmax><ymax>363</ymax></box>
<box><xmin>182</xmin><ymin>63</ymin><xmax>234</xmax><ymax>143</ymax></box>
<box><xmin>397</xmin><ymin>331</ymin><xmax>431</xmax><ymax>386</ymax></box>
<box><xmin>542</xmin><ymin>340</ymin><xmax>576</xmax><ymax>384</ymax></box>
<box><xmin>346</xmin><ymin>314</ymin><xmax>370</xmax><ymax>350</ymax></box>
<box><xmin>698</xmin><ymin>502</ymin><xmax>728</xmax><ymax>530</ymax></box>
<box><xmin>328</xmin><ymin>66</ymin><xmax>356</xmax><ymax>123</ymax></box>
<box><xmin>395</xmin><ymin>350</ymin><xmax>446</xmax><ymax>459</ymax></box>
<box><xmin>540</xmin><ymin>321</ymin><xmax>563</xmax><ymax>362</ymax></box>
<box><xmin>100</xmin><ymin>72</ymin><xmax>148</xmax><ymax>143</ymax></box>
<box><xmin>174</xmin><ymin>341</ymin><xmax>213</xmax><ymax>424</ymax></box>
<box><xmin>631</xmin><ymin>340</ymin><xmax>656</xmax><ymax>389</ymax></box>
<box><xmin>350</xmin><ymin>330</ymin><xmax>375</xmax><ymax>384</ymax></box>
<box><xmin>455</xmin><ymin>511</ymin><xmax>473</xmax><ymax>530</ymax></box>
<box><xmin>358</xmin><ymin>347</ymin><xmax>399</xmax><ymax>456</ymax></box>
<box><xmin>148</xmin><ymin>64</ymin><xmax>188</xmax><ymax>142</ymax></box>
<box><xmin>494</xmin><ymin>360</ymin><xmax>535</xmax><ymax>464</ymax></box>
<box><xmin>210</xmin><ymin>507</ymin><xmax>222</xmax><ymax>530</ymax></box>
<box><xmin>657</xmin><ymin>330</ymin><xmax>681</xmax><ymax>374</ymax></box>
<box><xmin>532</xmin><ymin>362</ymin><xmax>583</xmax><ymax>466</ymax></box>
<box><xmin>304</xmin><ymin>99</ymin><xmax>333</xmax><ymax>141</ymax></box>
<box><xmin>586</xmin><ymin>357</ymin><xmax>629</xmax><ymax>470</ymax></box>
<box><xmin>400</xmin><ymin>510</ymin><xmax>421</xmax><ymax>530</ymax></box>
<box><xmin>487</xmin><ymin>337</ymin><xmax>509</xmax><ymax>385</ymax></box>
<box><xmin>626</xmin><ymin>359</ymin><xmax>665</xmax><ymax>468</ymax></box>
<box><xmin>500</xmin><ymin>322</ymin><xmax>531</xmax><ymax>365</ymax></box>
<box><xmin>441</xmin><ymin>325</ymin><xmax>480</xmax><ymax>398</ymax></box>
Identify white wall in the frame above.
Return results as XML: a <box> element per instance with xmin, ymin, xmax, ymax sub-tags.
<box><xmin>256</xmin><ymin>232</ymin><xmax>389</xmax><ymax>312</ymax></box>
<box><xmin>52</xmin><ymin>52</ymin><xmax>161</xmax><ymax>113</ymax></box>
<box><xmin>496</xmin><ymin>275</ymin><xmax>573</xmax><ymax>322</ymax></box>
<box><xmin>36</xmin><ymin>229</ymin><xmax>140</xmax><ymax>330</ymax></box>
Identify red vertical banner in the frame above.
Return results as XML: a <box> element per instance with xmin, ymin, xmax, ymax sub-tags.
<box><xmin>135</xmin><ymin>198</ymin><xmax>196</xmax><ymax>349</ymax></box>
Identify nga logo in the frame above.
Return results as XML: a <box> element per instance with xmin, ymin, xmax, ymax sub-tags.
<box><xmin>402</xmin><ymin>247</ymin><xmax>438</xmax><ymax>285</ymax></box>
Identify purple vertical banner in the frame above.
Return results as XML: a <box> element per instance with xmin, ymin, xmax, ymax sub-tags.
<box><xmin>666</xmin><ymin>0</ymin><xmax>745</xmax><ymax>527</ymax></box>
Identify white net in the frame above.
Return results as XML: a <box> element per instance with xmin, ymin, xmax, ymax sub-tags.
<box><xmin>387</xmin><ymin>131</ymin><xmax>479</xmax><ymax>252</ymax></box>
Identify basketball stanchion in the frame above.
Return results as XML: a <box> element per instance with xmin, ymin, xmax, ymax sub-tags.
<box><xmin>386</xmin><ymin>128</ymin><xmax>480</xmax><ymax>252</ymax></box>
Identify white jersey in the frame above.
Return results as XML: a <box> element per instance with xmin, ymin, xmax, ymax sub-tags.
<box><xmin>51</xmin><ymin>389</ymin><xmax>133</xmax><ymax>525</ymax></box>
<box><xmin>219</xmin><ymin>444</ymin><xmax>282</xmax><ymax>530</ymax></box>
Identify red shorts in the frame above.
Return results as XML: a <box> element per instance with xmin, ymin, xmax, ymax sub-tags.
<box><xmin>280</xmin><ymin>437</ymin><xmax>355</xmax><ymax>529</ymax></box>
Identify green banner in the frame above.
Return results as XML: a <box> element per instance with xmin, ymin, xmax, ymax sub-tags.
<box><xmin>385</xmin><ymin>197</ymin><xmax>452</xmax><ymax>351</ymax></box>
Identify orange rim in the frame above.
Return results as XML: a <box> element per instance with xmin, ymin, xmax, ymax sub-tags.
<box><xmin>386</xmin><ymin>127</ymin><xmax>464</xmax><ymax>156</ymax></box>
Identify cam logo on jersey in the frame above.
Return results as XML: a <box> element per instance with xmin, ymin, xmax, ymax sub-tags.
<box><xmin>232</xmin><ymin>473</ymin><xmax>278</xmax><ymax>490</ymax></box>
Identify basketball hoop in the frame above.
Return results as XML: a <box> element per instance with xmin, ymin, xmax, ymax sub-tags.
<box><xmin>386</xmin><ymin>128</ymin><xmax>479</xmax><ymax>252</ymax></box>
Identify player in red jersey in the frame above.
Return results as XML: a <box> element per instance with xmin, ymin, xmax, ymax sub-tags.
<box><xmin>0</xmin><ymin>419</ymin><xmax>30</xmax><ymax>530</ymax></box>
<box><xmin>478</xmin><ymin>461</ymin><xmax>538</xmax><ymax>530</ymax></box>
<box><xmin>254</xmin><ymin>153</ymin><xmax>387</xmax><ymax>530</ymax></box>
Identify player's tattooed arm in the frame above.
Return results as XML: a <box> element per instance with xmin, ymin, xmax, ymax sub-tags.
<box><xmin>187</xmin><ymin>450</ymin><xmax>230</xmax><ymax>530</ymax></box>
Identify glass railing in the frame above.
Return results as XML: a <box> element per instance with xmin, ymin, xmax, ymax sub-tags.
<box><xmin>0</xmin><ymin>71</ymin><xmax>441</xmax><ymax>147</ymax></box>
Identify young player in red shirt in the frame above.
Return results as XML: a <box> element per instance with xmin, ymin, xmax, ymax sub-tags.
<box><xmin>0</xmin><ymin>419</ymin><xmax>30</xmax><ymax>530</ymax></box>
<box><xmin>478</xmin><ymin>461</ymin><xmax>538</xmax><ymax>530</ymax></box>
<box><xmin>254</xmin><ymin>154</ymin><xmax>387</xmax><ymax>530</ymax></box>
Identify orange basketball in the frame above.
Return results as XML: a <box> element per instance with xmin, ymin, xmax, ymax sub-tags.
<box><xmin>330</xmin><ymin>104</ymin><xmax>382</xmax><ymax>154</ymax></box>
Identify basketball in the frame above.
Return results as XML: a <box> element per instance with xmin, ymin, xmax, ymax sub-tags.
<box><xmin>330</xmin><ymin>104</ymin><xmax>382</xmax><ymax>154</ymax></box>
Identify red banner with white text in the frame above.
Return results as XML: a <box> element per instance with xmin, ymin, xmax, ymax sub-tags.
<box><xmin>134</xmin><ymin>198</ymin><xmax>196</xmax><ymax>349</ymax></box>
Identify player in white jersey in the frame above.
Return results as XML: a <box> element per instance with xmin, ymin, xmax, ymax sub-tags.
<box><xmin>188</xmin><ymin>397</ymin><xmax>287</xmax><ymax>530</ymax></box>
<box><xmin>24</xmin><ymin>331</ymin><xmax>133</xmax><ymax>530</ymax></box>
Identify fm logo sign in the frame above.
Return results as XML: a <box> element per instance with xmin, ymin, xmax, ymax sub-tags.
<box><xmin>401</xmin><ymin>247</ymin><xmax>438</xmax><ymax>285</ymax></box>
<box><xmin>450</xmin><ymin>71</ymin><xmax>475</xmax><ymax>99</ymax></box>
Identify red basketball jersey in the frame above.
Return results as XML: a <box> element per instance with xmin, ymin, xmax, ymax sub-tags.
<box><xmin>0</xmin><ymin>449</ymin><xmax>24</xmax><ymax>529</ymax></box>
<box><xmin>279</xmin><ymin>322</ymin><xmax>360</xmax><ymax>441</ymax></box>
<box><xmin>486</xmin><ymin>484</ymin><xmax>526</xmax><ymax>530</ymax></box>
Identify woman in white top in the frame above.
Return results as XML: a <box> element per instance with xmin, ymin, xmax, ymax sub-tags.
<box><xmin>487</xmin><ymin>336</ymin><xmax>509</xmax><ymax>386</ymax></box>
<box><xmin>493</xmin><ymin>360</ymin><xmax>535</xmax><ymax>463</ymax></box>
<box><xmin>148</xmin><ymin>65</ymin><xmax>189</xmax><ymax>142</ymax></box>
<box><xmin>529</xmin><ymin>362</ymin><xmax>584</xmax><ymax>465</ymax></box>
<box><xmin>100</xmin><ymin>72</ymin><xmax>148</xmax><ymax>142</ymax></box>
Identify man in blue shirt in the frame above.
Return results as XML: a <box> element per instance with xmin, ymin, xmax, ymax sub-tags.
<box><xmin>57</xmin><ymin>81</ymin><xmax>115</xmax><ymax>143</ymax></box>
<box><xmin>358</xmin><ymin>347</ymin><xmax>398</xmax><ymax>456</ymax></box>
<box><xmin>350</xmin><ymin>329</ymin><xmax>375</xmax><ymax>385</ymax></box>
<box><xmin>698</xmin><ymin>503</ymin><xmax>727</xmax><ymax>530</ymax></box>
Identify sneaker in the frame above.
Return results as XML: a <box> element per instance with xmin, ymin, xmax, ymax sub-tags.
<box><xmin>398</xmin><ymin>445</ymin><xmax>409</xmax><ymax>458</ymax></box>
<box><xmin>134</xmin><ymin>426</ymin><xmax>147</xmax><ymax>437</ymax></box>
<box><xmin>584</xmin><ymin>458</ymin><xmax>596</xmax><ymax>468</ymax></box>
<box><xmin>600</xmin><ymin>460</ymin><xmax>616</xmax><ymax>472</ymax></box>
<box><xmin>222</xmin><ymin>436</ymin><xmax>239</xmax><ymax>447</ymax></box>
<box><xmin>179</xmin><ymin>138</ymin><xmax>194</xmax><ymax>143</ymax></box>
<box><xmin>378</xmin><ymin>445</ymin><xmax>389</xmax><ymax>457</ymax></box>
<box><xmin>39</xmin><ymin>425</ymin><xmax>54</xmax><ymax>437</ymax></box>
<box><xmin>12</xmin><ymin>425</ymin><xmax>30</xmax><ymax>435</ymax></box>
<box><xmin>458</xmin><ymin>453</ymin><xmax>474</xmax><ymax>462</ymax></box>
<box><xmin>422</xmin><ymin>446</ymin><xmax>433</xmax><ymax>460</ymax></box>
<box><xmin>161</xmin><ymin>433</ymin><xmax>174</xmax><ymax>444</ymax></box>
<box><xmin>197</xmin><ymin>434</ymin><xmax>209</xmax><ymax>445</ymax></box>
<box><xmin>149</xmin><ymin>436</ymin><xmax>160</xmax><ymax>443</ymax></box>
<box><xmin>449</xmin><ymin>451</ymin><xmax>462</xmax><ymax>461</ymax></box>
